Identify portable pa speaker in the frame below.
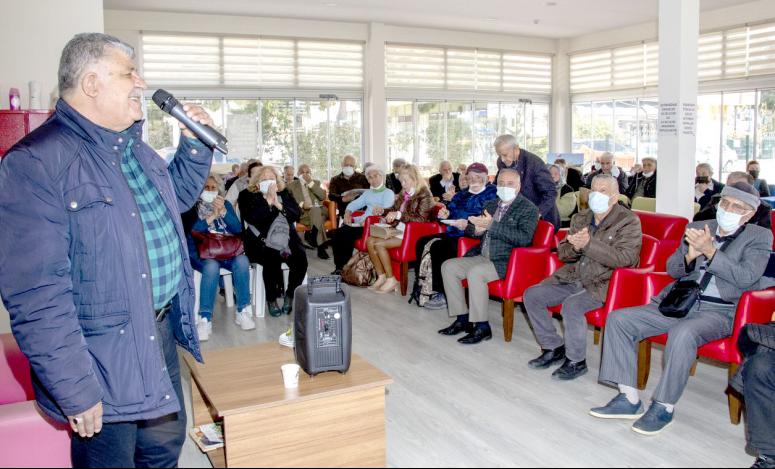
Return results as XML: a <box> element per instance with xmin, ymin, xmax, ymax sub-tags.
<box><xmin>293</xmin><ymin>276</ymin><xmax>352</xmax><ymax>376</ymax></box>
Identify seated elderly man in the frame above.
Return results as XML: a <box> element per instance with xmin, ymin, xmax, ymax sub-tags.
<box><xmin>283</xmin><ymin>165</ymin><xmax>298</xmax><ymax>185</ymax></box>
<box><xmin>328</xmin><ymin>154</ymin><xmax>370</xmax><ymax>216</ymax></box>
<box><xmin>289</xmin><ymin>164</ymin><xmax>329</xmax><ymax>259</ymax></box>
<box><xmin>695</xmin><ymin>162</ymin><xmax>725</xmax><ymax>211</ymax></box>
<box><xmin>625</xmin><ymin>157</ymin><xmax>657</xmax><ymax>201</ymax></box>
<box><xmin>523</xmin><ymin>174</ymin><xmax>642</xmax><ymax>380</ymax></box>
<box><xmin>438</xmin><ymin>169</ymin><xmax>539</xmax><ymax>345</ymax></box>
<box><xmin>591</xmin><ymin>182</ymin><xmax>775</xmax><ymax>436</ymax></box>
<box><xmin>429</xmin><ymin>160</ymin><xmax>461</xmax><ymax>201</ymax></box>
<box><xmin>585</xmin><ymin>152</ymin><xmax>628</xmax><ymax>194</ymax></box>
<box><xmin>695</xmin><ymin>171</ymin><xmax>772</xmax><ymax>229</ymax></box>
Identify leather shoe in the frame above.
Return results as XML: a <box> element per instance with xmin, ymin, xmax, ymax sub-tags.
<box><xmin>457</xmin><ymin>326</ymin><xmax>492</xmax><ymax>345</ymax></box>
<box><xmin>552</xmin><ymin>359</ymin><xmax>588</xmax><ymax>381</ymax></box>
<box><xmin>317</xmin><ymin>247</ymin><xmax>330</xmax><ymax>260</ymax></box>
<box><xmin>438</xmin><ymin>320</ymin><xmax>472</xmax><ymax>336</ymax></box>
<box><xmin>528</xmin><ymin>346</ymin><xmax>566</xmax><ymax>370</ymax></box>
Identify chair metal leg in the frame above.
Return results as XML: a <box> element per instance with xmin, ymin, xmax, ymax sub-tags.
<box><xmin>637</xmin><ymin>340</ymin><xmax>652</xmax><ymax>390</ymax></box>
<box><xmin>400</xmin><ymin>262</ymin><xmax>409</xmax><ymax>296</ymax></box>
<box><xmin>593</xmin><ymin>327</ymin><xmax>601</xmax><ymax>346</ymax></box>
<box><xmin>503</xmin><ymin>299</ymin><xmax>515</xmax><ymax>342</ymax></box>
<box><xmin>728</xmin><ymin>363</ymin><xmax>743</xmax><ymax>425</ymax></box>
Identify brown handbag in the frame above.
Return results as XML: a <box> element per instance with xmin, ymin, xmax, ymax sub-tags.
<box><xmin>191</xmin><ymin>231</ymin><xmax>245</xmax><ymax>261</ymax></box>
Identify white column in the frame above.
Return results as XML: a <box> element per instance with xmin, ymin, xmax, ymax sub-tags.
<box><xmin>364</xmin><ymin>22</ymin><xmax>387</xmax><ymax>168</ymax></box>
<box><xmin>551</xmin><ymin>39</ymin><xmax>571</xmax><ymax>154</ymax></box>
<box><xmin>655</xmin><ymin>0</ymin><xmax>699</xmax><ymax>219</ymax></box>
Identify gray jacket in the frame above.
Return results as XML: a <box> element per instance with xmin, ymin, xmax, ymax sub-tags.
<box><xmin>662</xmin><ymin>220</ymin><xmax>775</xmax><ymax>307</ymax></box>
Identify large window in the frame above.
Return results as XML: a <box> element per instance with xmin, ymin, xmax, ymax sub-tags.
<box><xmin>143</xmin><ymin>98</ymin><xmax>362</xmax><ymax>179</ymax></box>
<box><xmin>573</xmin><ymin>89</ymin><xmax>775</xmax><ymax>180</ymax></box>
<box><xmin>387</xmin><ymin>99</ymin><xmax>550</xmax><ymax>174</ymax></box>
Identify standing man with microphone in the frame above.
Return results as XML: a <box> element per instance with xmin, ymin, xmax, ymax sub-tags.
<box><xmin>0</xmin><ymin>33</ymin><xmax>216</xmax><ymax>467</ymax></box>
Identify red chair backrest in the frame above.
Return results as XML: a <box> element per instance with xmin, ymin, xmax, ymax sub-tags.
<box><xmin>394</xmin><ymin>222</ymin><xmax>445</xmax><ymax>262</ymax></box>
<box><xmin>652</xmin><ymin>239</ymin><xmax>681</xmax><ymax>272</ymax></box>
<box><xmin>355</xmin><ymin>216</ymin><xmax>382</xmax><ymax>252</ymax></box>
<box><xmin>639</xmin><ymin>234</ymin><xmax>659</xmax><ymax>269</ymax></box>
<box><xmin>457</xmin><ymin>237</ymin><xmax>481</xmax><ymax>257</ymax></box>
<box><xmin>726</xmin><ymin>288</ymin><xmax>775</xmax><ymax>363</ymax></box>
<box><xmin>553</xmin><ymin>228</ymin><xmax>569</xmax><ymax>250</ymax></box>
<box><xmin>532</xmin><ymin>220</ymin><xmax>555</xmax><ymax>249</ymax></box>
<box><xmin>635</xmin><ymin>211</ymin><xmax>688</xmax><ymax>241</ymax></box>
<box><xmin>592</xmin><ymin>267</ymin><xmax>656</xmax><ymax>325</ymax></box>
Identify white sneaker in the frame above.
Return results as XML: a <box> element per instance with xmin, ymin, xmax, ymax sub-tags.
<box><xmin>235</xmin><ymin>309</ymin><xmax>256</xmax><ymax>331</ymax></box>
<box><xmin>279</xmin><ymin>326</ymin><xmax>295</xmax><ymax>348</ymax></box>
<box><xmin>197</xmin><ymin>319</ymin><xmax>210</xmax><ymax>342</ymax></box>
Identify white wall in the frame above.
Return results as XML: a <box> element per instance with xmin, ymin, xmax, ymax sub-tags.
<box><xmin>0</xmin><ymin>0</ymin><xmax>103</xmax><ymax>334</ymax></box>
<box><xmin>0</xmin><ymin>0</ymin><xmax>104</xmax><ymax>109</ymax></box>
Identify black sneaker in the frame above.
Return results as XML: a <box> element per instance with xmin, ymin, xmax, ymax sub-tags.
<box><xmin>632</xmin><ymin>402</ymin><xmax>674</xmax><ymax>436</ymax></box>
<box><xmin>752</xmin><ymin>456</ymin><xmax>775</xmax><ymax>468</ymax></box>
<box><xmin>551</xmin><ymin>359</ymin><xmax>588</xmax><ymax>381</ymax></box>
<box><xmin>528</xmin><ymin>346</ymin><xmax>566</xmax><ymax>370</ymax></box>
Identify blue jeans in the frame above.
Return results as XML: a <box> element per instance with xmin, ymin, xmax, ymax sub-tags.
<box><xmin>71</xmin><ymin>313</ymin><xmax>186</xmax><ymax>468</ymax></box>
<box><xmin>191</xmin><ymin>255</ymin><xmax>251</xmax><ymax>320</ymax></box>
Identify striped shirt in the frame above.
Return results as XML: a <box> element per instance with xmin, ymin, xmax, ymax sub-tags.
<box><xmin>121</xmin><ymin>138</ymin><xmax>183</xmax><ymax>310</ymax></box>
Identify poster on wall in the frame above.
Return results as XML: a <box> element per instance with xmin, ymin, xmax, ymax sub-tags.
<box><xmin>658</xmin><ymin>103</ymin><xmax>678</xmax><ymax>136</ymax></box>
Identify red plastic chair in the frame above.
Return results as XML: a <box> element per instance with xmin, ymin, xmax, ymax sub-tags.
<box><xmin>463</xmin><ymin>220</ymin><xmax>557</xmax><ymax>341</ymax></box>
<box><xmin>635</xmin><ymin>211</ymin><xmax>688</xmax><ymax>241</ymax></box>
<box><xmin>771</xmin><ymin>211</ymin><xmax>775</xmax><ymax>250</ymax></box>
<box><xmin>553</xmin><ymin>228</ymin><xmax>569</xmax><ymax>250</ymax></box>
<box><xmin>637</xmin><ymin>274</ymin><xmax>775</xmax><ymax>425</ymax></box>
<box><xmin>388</xmin><ymin>222</ymin><xmax>446</xmax><ymax>296</ymax></box>
<box><xmin>457</xmin><ymin>237</ymin><xmax>480</xmax><ymax>257</ymax></box>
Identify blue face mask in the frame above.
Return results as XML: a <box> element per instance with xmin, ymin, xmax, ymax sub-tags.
<box><xmin>497</xmin><ymin>186</ymin><xmax>517</xmax><ymax>203</ymax></box>
<box><xmin>588</xmin><ymin>191</ymin><xmax>612</xmax><ymax>214</ymax></box>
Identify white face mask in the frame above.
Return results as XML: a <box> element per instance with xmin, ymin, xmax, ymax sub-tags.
<box><xmin>468</xmin><ymin>184</ymin><xmax>485</xmax><ymax>195</ymax></box>
<box><xmin>642</xmin><ymin>171</ymin><xmax>655</xmax><ymax>178</ymax></box>
<box><xmin>259</xmin><ymin>180</ymin><xmax>277</xmax><ymax>194</ymax></box>
<box><xmin>342</xmin><ymin>166</ymin><xmax>355</xmax><ymax>177</ymax></box>
<box><xmin>716</xmin><ymin>206</ymin><xmax>745</xmax><ymax>233</ymax></box>
<box><xmin>588</xmin><ymin>191</ymin><xmax>612</xmax><ymax>214</ymax></box>
<box><xmin>497</xmin><ymin>186</ymin><xmax>517</xmax><ymax>203</ymax></box>
<box><xmin>200</xmin><ymin>191</ymin><xmax>218</xmax><ymax>204</ymax></box>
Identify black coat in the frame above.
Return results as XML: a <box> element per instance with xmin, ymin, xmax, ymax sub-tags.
<box><xmin>386</xmin><ymin>173</ymin><xmax>402</xmax><ymax>194</ymax></box>
<box><xmin>565</xmin><ymin>167</ymin><xmax>584</xmax><ymax>192</ymax></box>
<box><xmin>697</xmin><ymin>179</ymin><xmax>725</xmax><ymax>211</ymax></box>
<box><xmin>429</xmin><ymin>172</ymin><xmax>461</xmax><ymax>198</ymax></box>
<box><xmin>238</xmin><ymin>188</ymin><xmax>303</xmax><ymax>263</ymax></box>
<box><xmin>625</xmin><ymin>171</ymin><xmax>657</xmax><ymax>200</ymax></box>
<box><xmin>730</xmin><ymin>322</ymin><xmax>775</xmax><ymax>394</ymax></box>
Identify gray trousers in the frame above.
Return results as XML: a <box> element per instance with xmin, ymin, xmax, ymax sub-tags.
<box><xmin>523</xmin><ymin>282</ymin><xmax>604</xmax><ymax>363</ymax></box>
<box><xmin>599</xmin><ymin>300</ymin><xmax>734</xmax><ymax>405</ymax></box>
<box><xmin>442</xmin><ymin>256</ymin><xmax>500</xmax><ymax>323</ymax></box>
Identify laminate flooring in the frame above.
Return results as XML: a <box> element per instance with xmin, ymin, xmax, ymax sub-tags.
<box><xmin>178</xmin><ymin>255</ymin><xmax>753</xmax><ymax>468</ymax></box>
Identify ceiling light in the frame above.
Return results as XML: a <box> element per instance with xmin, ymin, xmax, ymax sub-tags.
<box><xmin>533</xmin><ymin>19</ymin><xmax>540</xmax><ymax>25</ymax></box>
<box><xmin>546</xmin><ymin>2</ymin><xmax>557</xmax><ymax>6</ymax></box>
<box><xmin>486</xmin><ymin>17</ymin><xmax>497</xmax><ymax>21</ymax></box>
<box><xmin>325</xmin><ymin>2</ymin><xmax>337</xmax><ymax>6</ymax></box>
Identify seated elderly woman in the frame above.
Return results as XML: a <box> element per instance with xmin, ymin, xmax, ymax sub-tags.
<box><xmin>331</xmin><ymin>164</ymin><xmax>396</xmax><ymax>275</ymax></box>
<box><xmin>367</xmin><ymin>164</ymin><xmax>435</xmax><ymax>294</ymax></box>
<box><xmin>239</xmin><ymin>166</ymin><xmax>309</xmax><ymax>317</ymax></box>
<box><xmin>591</xmin><ymin>182</ymin><xmax>775</xmax><ymax>436</ymax></box>
<box><xmin>413</xmin><ymin>163</ymin><xmax>498</xmax><ymax>309</ymax></box>
<box><xmin>548</xmin><ymin>163</ymin><xmax>577</xmax><ymax>228</ymax></box>
<box><xmin>186</xmin><ymin>175</ymin><xmax>254</xmax><ymax>341</ymax></box>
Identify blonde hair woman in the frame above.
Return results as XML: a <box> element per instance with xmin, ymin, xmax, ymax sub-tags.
<box><xmin>238</xmin><ymin>166</ymin><xmax>308</xmax><ymax>317</ymax></box>
<box><xmin>366</xmin><ymin>164</ymin><xmax>435</xmax><ymax>294</ymax></box>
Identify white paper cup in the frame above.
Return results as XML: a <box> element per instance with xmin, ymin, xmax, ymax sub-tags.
<box><xmin>281</xmin><ymin>364</ymin><xmax>301</xmax><ymax>389</ymax></box>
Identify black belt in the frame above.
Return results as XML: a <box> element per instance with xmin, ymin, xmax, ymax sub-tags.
<box><xmin>155</xmin><ymin>302</ymin><xmax>172</xmax><ymax>322</ymax></box>
<box><xmin>699</xmin><ymin>295</ymin><xmax>734</xmax><ymax>306</ymax></box>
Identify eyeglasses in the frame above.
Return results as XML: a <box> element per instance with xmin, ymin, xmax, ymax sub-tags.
<box><xmin>719</xmin><ymin>198</ymin><xmax>752</xmax><ymax>215</ymax></box>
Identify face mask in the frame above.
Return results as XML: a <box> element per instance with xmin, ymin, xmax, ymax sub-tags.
<box><xmin>497</xmin><ymin>186</ymin><xmax>517</xmax><ymax>203</ymax></box>
<box><xmin>343</xmin><ymin>166</ymin><xmax>355</xmax><ymax>177</ymax></box>
<box><xmin>717</xmin><ymin>206</ymin><xmax>745</xmax><ymax>233</ymax></box>
<box><xmin>610</xmin><ymin>166</ymin><xmax>621</xmax><ymax>178</ymax></box>
<box><xmin>642</xmin><ymin>171</ymin><xmax>655</xmax><ymax>178</ymax></box>
<box><xmin>750</xmin><ymin>170</ymin><xmax>760</xmax><ymax>180</ymax></box>
<box><xmin>588</xmin><ymin>191</ymin><xmax>612</xmax><ymax>214</ymax></box>
<box><xmin>200</xmin><ymin>191</ymin><xmax>218</xmax><ymax>204</ymax></box>
<box><xmin>259</xmin><ymin>180</ymin><xmax>276</xmax><ymax>194</ymax></box>
<box><xmin>468</xmin><ymin>184</ymin><xmax>485</xmax><ymax>195</ymax></box>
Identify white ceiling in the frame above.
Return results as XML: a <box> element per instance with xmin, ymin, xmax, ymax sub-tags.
<box><xmin>103</xmin><ymin>0</ymin><xmax>756</xmax><ymax>39</ymax></box>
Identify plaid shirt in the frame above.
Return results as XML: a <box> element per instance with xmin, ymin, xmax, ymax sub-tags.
<box><xmin>121</xmin><ymin>138</ymin><xmax>183</xmax><ymax>310</ymax></box>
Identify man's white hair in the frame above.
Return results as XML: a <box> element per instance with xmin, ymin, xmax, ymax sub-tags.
<box><xmin>58</xmin><ymin>33</ymin><xmax>135</xmax><ymax>97</ymax></box>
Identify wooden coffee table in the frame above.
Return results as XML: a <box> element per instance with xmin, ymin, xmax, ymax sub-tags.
<box><xmin>183</xmin><ymin>342</ymin><xmax>392</xmax><ymax>468</ymax></box>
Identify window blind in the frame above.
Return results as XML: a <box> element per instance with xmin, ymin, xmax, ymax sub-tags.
<box><xmin>386</xmin><ymin>43</ymin><xmax>552</xmax><ymax>94</ymax></box>
<box><xmin>570</xmin><ymin>43</ymin><xmax>658</xmax><ymax>94</ymax></box>
<box><xmin>141</xmin><ymin>33</ymin><xmax>364</xmax><ymax>89</ymax></box>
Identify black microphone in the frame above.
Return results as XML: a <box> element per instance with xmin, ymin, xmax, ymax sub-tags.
<box><xmin>152</xmin><ymin>89</ymin><xmax>228</xmax><ymax>155</ymax></box>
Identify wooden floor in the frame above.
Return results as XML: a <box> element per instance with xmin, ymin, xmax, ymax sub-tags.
<box><xmin>178</xmin><ymin>255</ymin><xmax>754</xmax><ymax>468</ymax></box>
